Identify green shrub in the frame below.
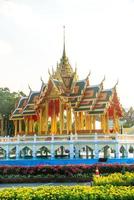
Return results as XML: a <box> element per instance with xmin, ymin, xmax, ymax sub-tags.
<box><xmin>0</xmin><ymin>164</ymin><xmax>134</xmax><ymax>177</ymax></box>
<box><xmin>93</xmin><ymin>172</ymin><xmax>134</xmax><ymax>186</ymax></box>
<box><xmin>1</xmin><ymin>186</ymin><xmax>134</xmax><ymax>200</ymax></box>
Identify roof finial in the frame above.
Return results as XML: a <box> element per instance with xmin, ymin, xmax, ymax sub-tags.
<box><xmin>63</xmin><ymin>25</ymin><xmax>66</xmax><ymax>58</ymax></box>
<box><xmin>52</xmin><ymin>66</ymin><xmax>54</xmax><ymax>75</ymax></box>
<box><xmin>114</xmin><ymin>79</ymin><xmax>119</xmax><ymax>89</ymax></box>
<box><xmin>48</xmin><ymin>68</ymin><xmax>52</xmax><ymax>77</ymax></box>
<box><xmin>101</xmin><ymin>75</ymin><xmax>105</xmax><ymax>84</ymax></box>
<box><xmin>86</xmin><ymin>70</ymin><xmax>91</xmax><ymax>80</ymax></box>
<box><xmin>75</xmin><ymin>62</ymin><xmax>77</xmax><ymax>73</ymax></box>
<box><xmin>28</xmin><ymin>84</ymin><xmax>32</xmax><ymax>92</ymax></box>
<box><xmin>40</xmin><ymin>76</ymin><xmax>44</xmax><ymax>84</ymax></box>
<box><xmin>100</xmin><ymin>76</ymin><xmax>105</xmax><ymax>89</ymax></box>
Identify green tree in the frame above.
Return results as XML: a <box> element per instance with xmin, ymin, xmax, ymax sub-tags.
<box><xmin>122</xmin><ymin>107</ymin><xmax>134</xmax><ymax>128</ymax></box>
<box><xmin>0</xmin><ymin>87</ymin><xmax>26</xmax><ymax>136</ymax></box>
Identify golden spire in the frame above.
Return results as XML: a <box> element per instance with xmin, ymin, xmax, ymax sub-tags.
<box><xmin>54</xmin><ymin>26</ymin><xmax>76</xmax><ymax>84</ymax></box>
<box><xmin>59</xmin><ymin>25</ymin><xmax>73</xmax><ymax>77</ymax></box>
<box><xmin>62</xmin><ymin>25</ymin><xmax>66</xmax><ymax>58</ymax></box>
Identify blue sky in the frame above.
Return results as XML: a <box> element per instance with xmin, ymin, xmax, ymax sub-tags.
<box><xmin>0</xmin><ymin>0</ymin><xmax>134</xmax><ymax>108</ymax></box>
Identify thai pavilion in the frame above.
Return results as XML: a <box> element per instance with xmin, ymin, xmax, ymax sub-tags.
<box><xmin>11</xmin><ymin>35</ymin><xmax>123</xmax><ymax>136</ymax></box>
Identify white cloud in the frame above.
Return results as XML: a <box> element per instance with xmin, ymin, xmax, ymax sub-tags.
<box><xmin>0</xmin><ymin>1</ymin><xmax>14</xmax><ymax>16</ymax></box>
<box><xmin>0</xmin><ymin>40</ymin><xmax>13</xmax><ymax>55</ymax></box>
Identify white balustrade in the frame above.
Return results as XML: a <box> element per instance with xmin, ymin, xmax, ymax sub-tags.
<box><xmin>0</xmin><ymin>133</ymin><xmax>133</xmax><ymax>159</ymax></box>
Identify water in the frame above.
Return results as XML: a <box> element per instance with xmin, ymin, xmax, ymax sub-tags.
<box><xmin>0</xmin><ymin>158</ymin><xmax>134</xmax><ymax>166</ymax></box>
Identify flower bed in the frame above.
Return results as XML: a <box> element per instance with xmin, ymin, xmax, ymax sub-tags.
<box><xmin>93</xmin><ymin>172</ymin><xmax>134</xmax><ymax>186</ymax></box>
<box><xmin>0</xmin><ymin>164</ymin><xmax>133</xmax><ymax>177</ymax></box>
<box><xmin>0</xmin><ymin>164</ymin><xmax>133</xmax><ymax>183</ymax></box>
<box><xmin>1</xmin><ymin>185</ymin><xmax>134</xmax><ymax>199</ymax></box>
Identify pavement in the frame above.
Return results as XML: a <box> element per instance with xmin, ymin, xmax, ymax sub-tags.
<box><xmin>0</xmin><ymin>182</ymin><xmax>91</xmax><ymax>188</ymax></box>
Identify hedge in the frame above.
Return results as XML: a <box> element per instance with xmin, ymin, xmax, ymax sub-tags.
<box><xmin>1</xmin><ymin>186</ymin><xmax>134</xmax><ymax>199</ymax></box>
<box><xmin>0</xmin><ymin>164</ymin><xmax>133</xmax><ymax>177</ymax></box>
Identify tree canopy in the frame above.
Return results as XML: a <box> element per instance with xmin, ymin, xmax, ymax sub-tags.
<box><xmin>122</xmin><ymin>107</ymin><xmax>134</xmax><ymax>128</ymax></box>
<box><xmin>0</xmin><ymin>87</ymin><xmax>26</xmax><ymax>117</ymax></box>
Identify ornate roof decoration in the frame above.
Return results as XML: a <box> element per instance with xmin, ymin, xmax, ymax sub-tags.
<box><xmin>10</xmin><ymin>97</ymin><xmax>28</xmax><ymax>120</ymax></box>
<box><xmin>51</xmin><ymin>27</ymin><xmax>78</xmax><ymax>95</ymax></box>
<box><xmin>11</xmin><ymin>30</ymin><xmax>123</xmax><ymax>120</ymax></box>
<box><xmin>23</xmin><ymin>91</ymin><xmax>40</xmax><ymax>116</ymax></box>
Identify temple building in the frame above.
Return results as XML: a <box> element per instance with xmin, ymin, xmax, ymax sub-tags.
<box><xmin>10</xmin><ymin>33</ymin><xmax>123</xmax><ymax>136</ymax></box>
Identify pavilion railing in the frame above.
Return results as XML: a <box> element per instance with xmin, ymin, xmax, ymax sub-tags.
<box><xmin>0</xmin><ymin>133</ymin><xmax>134</xmax><ymax>143</ymax></box>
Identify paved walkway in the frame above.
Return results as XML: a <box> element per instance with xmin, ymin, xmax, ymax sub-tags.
<box><xmin>0</xmin><ymin>182</ymin><xmax>91</xmax><ymax>188</ymax></box>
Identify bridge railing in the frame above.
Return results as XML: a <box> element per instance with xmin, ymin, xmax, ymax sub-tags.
<box><xmin>0</xmin><ymin>133</ymin><xmax>133</xmax><ymax>143</ymax></box>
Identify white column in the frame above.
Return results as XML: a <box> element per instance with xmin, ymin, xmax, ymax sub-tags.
<box><xmin>51</xmin><ymin>142</ymin><xmax>54</xmax><ymax>159</ymax></box>
<box><xmin>69</xmin><ymin>138</ymin><xmax>74</xmax><ymax>159</ymax></box>
<box><xmin>75</xmin><ymin>147</ymin><xmax>79</xmax><ymax>158</ymax></box>
<box><xmin>50</xmin><ymin>134</ymin><xmax>55</xmax><ymax>159</ymax></box>
<box><xmin>16</xmin><ymin>145</ymin><xmax>19</xmax><ymax>159</ymax></box>
<box><xmin>94</xmin><ymin>133</ymin><xmax>99</xmax><ymax>158</ymax></box>
<box><xmin>115</xmin><ymin>133</ymin><xmax>120</xmax><ymax>158</ymax></box>
<box><xmin>94</xmin><ymin>144</ymin><xmax>99</xmax><ymax>158</ymax></box>
<box><xmin>126</xmin><ymin>144</ymin><xmax>129</xmax><ymax>158</ymax></box>
<box><xmin>16</xmin><ymin>134</ymin><xmax>20</xmax><ymax>159</ymax></box>
<box><xmin>115</xmin><ymin>143</ymin><xmax>120</xmax><ymax>158</ymax></box>
<box><xmin>32</xmin><ymin>144</ymin><xmax>36</xmax><ymax>158</ymax></box>
<box><xmin>32</xmin><ymin>134</ymin><xmax>37</xmax><ymax>158</ymax></box>
<box><xmin>6</xmin><ymin>145</ymin><xmax>9</xmax><ymax>159</ymax></box>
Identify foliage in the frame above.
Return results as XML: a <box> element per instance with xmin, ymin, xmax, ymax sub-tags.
<box><xmin>0</xmin><ymin>87</ymin><xmax>26</xmax><ymax>135</ymax></box>
<box><xmin>1</xmin><ymin>186</ymin><xmax>134</xmax><ymax>199</ymax></box>
<box><xmin>0</xmin><ymin>164</ymin><xmax>134</xmax><ymax>178</ymax></box>
<box><xmin>0</xmin><ymin>87</ymin><xmax>25</xmax><ymax>116</ymax></box>
<box><xmin>123</xmin><ymin>121</ymin><xmax>134</xmax><ymax>128</ymax></box>
<box><xmin>122</xmin><ymin>107</ymin><xmax>134</xmax><ymax>128</ymax></box>
<box><xmin>93</xmin><ymin>172</ymin><xmax>134</xmax><ymax>186</ymax></box>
